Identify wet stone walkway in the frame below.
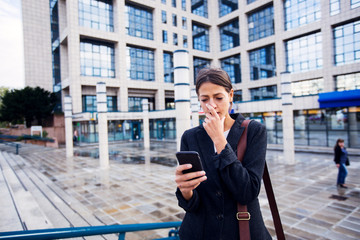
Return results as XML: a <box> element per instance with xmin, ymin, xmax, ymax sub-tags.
<box><xmin>0</xmin><ymin>141</ymin><xmax>359</xmax><ymax>240</ymax></box>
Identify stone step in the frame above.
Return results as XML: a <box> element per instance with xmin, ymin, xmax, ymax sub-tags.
<box><xmin>0</xmin><ymin>151</ymin><xmax>52</xmax><ymax>231</ymax></box>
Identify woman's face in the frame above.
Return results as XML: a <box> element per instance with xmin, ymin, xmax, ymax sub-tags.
<box><xmin>198</xmin><ymin>82</ymin><xmax>233</xmax><ymax>120</ymax></box>
<box><xmin>339</xmin><ymin>141</ymin><xmax>345</xmax><ymax>148</ymax></box>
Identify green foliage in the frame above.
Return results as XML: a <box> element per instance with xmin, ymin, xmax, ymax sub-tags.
<box><xmin>42</xmin><ymin>130</ymin><xmax>48</xmax><ymax>138</ymax></box>
<box><xmin>0</xmin><ymin>87</ymin><xmax>57</xmax><ymax>127</ymax></box>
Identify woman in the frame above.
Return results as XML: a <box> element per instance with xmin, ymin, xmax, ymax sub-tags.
<box><xmin>175</xmin><ymin>68</ymin><xmax>271</xmax><ymax>240</ymax></box>
<box><xmin>334</xmin><ymin>138</ymin><xmax>348</xmax><ymax>188</ymax></box>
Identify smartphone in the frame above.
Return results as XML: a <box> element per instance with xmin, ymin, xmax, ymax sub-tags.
<box><xmin>176</xmin><ymin>151</ymin><xmax>204</xmax><ymax>175</ymax></box>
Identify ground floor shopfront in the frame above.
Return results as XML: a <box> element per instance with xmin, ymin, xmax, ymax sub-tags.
<box><xmin>73</xmin><ymin>106</ymin><xmax>360</xmax><ymax>149</ymax></box>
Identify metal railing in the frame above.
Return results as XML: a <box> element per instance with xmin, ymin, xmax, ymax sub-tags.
<box><xmin>0</xmin><ymin>222</ymin><xmax>181</xmax><ymax>240</ymax></box>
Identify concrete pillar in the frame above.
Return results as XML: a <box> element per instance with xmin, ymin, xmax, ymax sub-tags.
<box><xmin>281</xmin><ymin>72</ymin><xmax>295</xmax><ymax>164</ymax></box>
<box><xmin>191</xmin><ymin>88</ymin><xmax>200</xmax><ymax>127</ymax></box>
<box><xmin>64</xmin><ymin>96</ymin><xmax>73</xmax><ymax>158</ymax></box>
<box><xmin>142</xmin><ymin>99</ymin><xmax>150</xmax><ymax>149</ymax></box>
<box><xmin>349</xmin><ymin>107</ymin><xmax>358</xmax><ymax>147</ymax></box>
<box><xmin>174</xmin><ymin>49</ymin><xmax>191</xmax><ymax>151</ymax></box>
<box><xmin>97</xmin><ymin>82</ymin><xmax>109</xmax><ymax>169</ymax></box>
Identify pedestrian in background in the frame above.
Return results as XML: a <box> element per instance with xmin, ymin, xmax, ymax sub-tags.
<box><xmin>334</xmin><ymin>138</ymin><xmax>349</xmax><ymax>188</ymax></box>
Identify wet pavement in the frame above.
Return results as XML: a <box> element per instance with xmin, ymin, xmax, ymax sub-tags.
<box><xmin>0</xmin><ymin>141</ymin><xmax>359</xmax><ymax>240</ymax></box>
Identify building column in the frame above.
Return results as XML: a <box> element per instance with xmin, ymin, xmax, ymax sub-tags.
<box><xmin>142</xmin><ymin>99</ymin><xmax>150</xmax><ymax>149</ymax></box>
<box><xmin>97</xmin><ymin>82</ymin><xmax>109</xmax><ymax>169</ymax></box>
<box><xmin>174</xmin><ymin>50</ymin><xmax>191</xmax><ymax>151</ymax></box>
<box><xmin>191</xmin><ymin>88</ymin><xmax>199</xmax><ymax>127</ymax></box>
<box><xmin>281</xmin><ymin>72</ymin><xmax>295</xmax><ymax>164</ymax></box>
<box><xmin>64</xmin><ymin>96</ymin><xmax>73</xmax><ymax>158</ymax></box>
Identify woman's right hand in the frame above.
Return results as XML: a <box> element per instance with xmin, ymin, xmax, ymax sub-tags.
<box><xmin>336</xmin><ymin>164</ymin><xmax>340</xmax><ymax>168</ymax></box>
<box><xmin>175</xmin><ymin>164</ymin><xmax>207</xmax><ymax>201</ymax></box>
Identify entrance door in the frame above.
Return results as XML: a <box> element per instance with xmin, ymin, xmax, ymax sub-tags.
<box><xmin>131</xmin><ymin>122</ymin><xmax>141</xmax><ymax>140</ymax></box>
<box><xmin>157</xmin><ymin>120</ymin><xmax>166</xmax><ymax>140</ymax></box>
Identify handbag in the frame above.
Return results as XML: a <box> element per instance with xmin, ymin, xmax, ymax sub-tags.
<box><xmin>345</xmin><ymin>158</ymin><xmax>350</xmax><ymax>166</ymax></box>
<box><xmin>236</xmin><ymin>120</ymin><xmax>285</xmax><ymax>240</ymax></box>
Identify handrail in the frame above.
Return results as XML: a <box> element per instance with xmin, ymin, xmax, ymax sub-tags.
<box><xmin>0</xmin><ymin>222</ymin><xmax>182</xmax><ymax>240</ymax></box>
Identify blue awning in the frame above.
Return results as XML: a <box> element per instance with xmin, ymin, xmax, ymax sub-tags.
<box><xmin>318</xmin><ymin>90</ymin><xmax>360</xmax><ymax>108</ymax></box>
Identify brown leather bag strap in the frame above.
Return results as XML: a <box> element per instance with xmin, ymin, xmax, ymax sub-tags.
<box><xmin>237</xmin><ymin>120</ymin><xmax>251</xmax><ymax>240</ymax></box>
<box><xmin>237</xmin><ymin>119</ymin><xmax>285</xmax><ymax>240</ymax></box>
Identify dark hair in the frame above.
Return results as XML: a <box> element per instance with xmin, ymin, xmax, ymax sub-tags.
<box><xmin>195</xmin><ymin>68</ymin><xmax>233</xmax><ymax>95</ymax></box>
<box><xmin>334</xmin><ymin>138</ymin><xmax>344</xmax><ymax>150</ymax></box>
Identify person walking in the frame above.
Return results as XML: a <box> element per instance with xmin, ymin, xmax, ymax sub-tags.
<box><xmin>174</xmin><ymin>68</ymin><xmax>271</xmax><ymax>240</ymax></box>
<box><xmin>334</xmin><ymin>138</ymin><xmax>349</xmax><ymax>188</ymax></box>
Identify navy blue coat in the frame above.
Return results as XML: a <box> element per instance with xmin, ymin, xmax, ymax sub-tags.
<box><xmin>176</xmin><ymin>114</ymin><xmax>271</xmax><ymax>240</ymax></box>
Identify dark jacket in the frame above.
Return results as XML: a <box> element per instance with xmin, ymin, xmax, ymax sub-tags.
<box><xmin>176</xmin><ymin>114</ymin><xmax>271</xmax><ymax>240</ymax></box>
<box><xmin>334</xmin><ymin>146</ymin><xmax>342</xmax><ymax>164</ymax></box>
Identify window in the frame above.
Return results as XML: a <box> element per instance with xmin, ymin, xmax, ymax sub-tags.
<box><xmin>192</xmin><ymin>22</ymin><xmax>210</xmax><ymax>52</ymax></box>
<box><xmin>172</xmin><ymin>0</ymin><xmax>177</xmax><ymax>7</ymax></box>
<box><xmin>128</xmin><ymin>97</ymin><xmax>155</xmax><ymax>112</ymax></box>
<box><xmin>172</xmin><ymin>14</ymin><xmax>177</xmax><ymax>26</ymax></box>
<box><xmin>165</xmin><ymin>98</ymin><xmax>175</xmax><ymax>109</ymax></box>
<box><xmin>220</xmin><ymin>19</ymin><xmax>239</xmax><ymax>51</ymax></box>
<box><xmin>351</xmin><ymin>0</ymin><xmax>360</xmax><ymax>9</ymax></box>
<box><xmin>182</xmin><ymin>0</ymin><xmax>187</xmax><ymax>10</ymax></box>
<box><xmin>183</xmin><ymin>35</ymin><xmax>188</xmax><ymax>48</ymax></box>
<box><xmin>162</xmin><ymin>0</ymin><xmax>166</xmax><ymax>4</ymax></box>
<box><xmin>220</xmin><ymin>54</ymin><xmax>241</xmax><ymax>84</ymax></box>
<box><xmin>126</xmin><ymin>46</ymin><xmax>155</xmax><ymax>81</ymax></box>
<box><xmin>248</xmin><ymin>5</ymin><xmax>274</xmax><ymax>42</ymax></box>
<box><xmin>125</xmin><ymin>4</ymin><xmax>153</xmax><ymax>40</ymax></box>
<box><xmin>164</xmin><ymin>52</ymin><xmax>174</xmax><ymax>83</ymax></box>
<box><xmin>330</xmin><ymin>0</ymin><xmax>340</xmax><ymax>16</ymax></box>
<box><xmin>336</xmin><ymin>72</ymin><xmax>360</xmax><ymax>91</ymax></box>
<box><xmin>249</xmin><ymin>45</ymin><xmax>276</xmax><ymax>80</ymax></box>
<box><xmin>82</xmin><ymin>95</ymin><xmax>117</xmax><ymax>112</ymax></box>
<box><xmin>250</xmin><ymin>86</ymin><xmax>277</xmax><ymax>100</ymax></box>
<box><xmin>162</xmin><ymin>10</ymin><xmax>167</xmax><ymax>23</ymax></box>
<box><xmin>173</xmin><ymin>33</ymin><xmax>178</xmax><ymax>45</ymax></box>
<box><xmin>286</xmin><ymin>32</ymin><xmax>322</xmax><ymax>73</ymax></box>
<box><xmin>191</xmin><ymin>0</ymin><xmax>208</xmax><ymax>18</ymax></box>
<box><xmin>219</xmin><ymin>0</ymin><xmax>238</xmax><ymax>17</ymax></box>
<box><xmin>292</xmin><ymin>78</ymin><xmax>324</xmax><ymax>96</ymax></box>
<box><xmin>162</xmin><ymin>30</ymin><xmax>168</xmax><ymax>43</ymax></box>
<box><xmin>334</xmin><ymin>20</ymin><xmax>360</xmax><ymax>66</ymax></box>
<box><xmin>78</xmin><ymin>0</ymin><xmax>114</xmax><ymax>32</ymax></box>
<box><xmin>284</xmin><ymin>0</ymin><xmax>321</xmax><ymax>31</ymax></box>
<box><xmin>193</xmin><ymin>57</ymin><xmax>211</xmax><ymax>84</ymax></box>
<box><xmin>80</xmin><ymin>40</ymin><xmax>115</xmax><ymax>78</ymax></box>
<box><xmin>182</xmin><ymin>17</ymin><xmax>187</xmax><ymax>29</ymax></box>
<box><xmin>233</xmin><ymin>90</ymin><xmax>242</xmax><ymax>103</ymax></box>
<box><xmin>247</xmin><ymin>0</ymin><xmax>258</xmax><ymax>3</ymax></box>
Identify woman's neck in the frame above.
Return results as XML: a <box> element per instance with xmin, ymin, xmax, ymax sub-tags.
<box><xmin>224</xmin><ymin>115</ymin><xmax>235</xmax><ymax>131</ymax></box>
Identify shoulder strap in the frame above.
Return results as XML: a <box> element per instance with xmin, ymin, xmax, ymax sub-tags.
<box><xmin>237</xmin><ymin>120</ymin><xmax>285</xmax><ymax>240</ymax></box>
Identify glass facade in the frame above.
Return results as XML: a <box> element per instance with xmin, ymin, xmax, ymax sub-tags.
<box><xmin>78</xmin><ymin>0</ymin><xmax>113</xmax><ymax>32</ymax></box>
<box><xmin>220</xmin><ymin>19</ymin><xmax>239</xmax><ymax>51</ymax></box>
<box><xmin>80</xmin><ymin>40</ymin><xmax>115</xmax><ymax>78</ymax></box>
<box><xmin>125</xmin><ymin>3</ymin><xmax>153</xmax><ymax>40</ymax></box>
<box><xmin>220</xmin><ymin>55</ymin><xmax>241</xmax><ymax>84</ymax></box>
<box><xmin>286</xmin><ymin>32</ymin><xmax>322</xmax><ymax>73</ymax></box>
<box><xmin>248</xmin><ymin>5</ymin><xmax>274</xmax><ymax>42</ymax></box>
<box><xmin>182</xmin><ymin>17</ymin><xmax>187</xmax><ymax>29</ymax></box>
<box><xmin>336</xmin><ymin>72</ymin><xmax>360</xmax><ymax>91</ymax></box>
<box><xmin>162</xmin><ymin>10</ymin><xmax>167</xmax><ymax>24</ymax></box>
<box><xmin>191</xmin><ymin>0</ymin><xmax>208</xmax><ymax>18</ymax></box>
<box><xmin>150</xmin><ymin>118</ymin><xmax>176</xmax><ymax>140</ymax></box>
<box><xmin>250</xmin><ymin>85</ymin><xmax>277</xmax><ymax>100</ymax></box>
<box><xmin>172</xmin><ymin>0</ymin><xmax>177</xmax><ymax>7</ymax></box>
<box><xmin>351</xmin><ymin>0</ymin><xmax>360</xmax><ymax>8</ymax></box>
<box><xmin>128</xmin><ymin>97</ymin><xmax>155</xmax><ymax>112</ymax></box>
<box><xmin>218</xmin><ymin>0</ymin><xmax>238</xmax><ymax>17</ymax></box>
<box><xmin>249</xmin><ymin>45</ymin><xmax>276</xmax><ymax>81</ymax></box>
<box><xmin>292</xmin><ymin>78</ymin><xmax>324</xmax><ymax>96</ymax></box>
<box><xmin>163</xmin><ymin>52</ymin><xmax>174</xmax><ymax>83</ymax></box>
<box><xmin>82</xmin><ymin>95</ymin><xmax>117</xmax><ymax>112</ymax></box>
<box><xmin>330</xmin><ymin>0</ymin><xmax>340</xmax><ymax>16</ymax></box>
<box><xmin>183</xmin><ymin>35</ymin><xmax>188</xmax><ymax>48</ymax></box>
<box><xmin>284</xmin><ymin>0</ymin><xmax>321</xmax><ymax>31</ymax></box>
<box><xmin>172</xmin><ymin>14</ymin><xmax>177</xmax><ymax>26</ymax></box>
<box><xmin>182</xmin><ymin>0</ymin><xmax>187</xmax><ymax>11</ymax></box>
<box><xmin>193</xmin><ymin>57</ymin><xmax>211</xmax><ymax>84</ymax></box>
<box><xmin>334</xmin><ymin>20</ymin><xmax>360</xmax><ymax>66</ymax></box>
<box><xmin>173</xmin><ymin>33</ymin><xmax>178</xmax><ymax>45</ymax></box>
<box><xmin>162</xmin><ymin>30</ymin><xmax>168</xmax><ymax>43</ymax></box>
<box><xmin>126</xmin><ymin>46</ymin><xmax>155</xmax><ymax>81</ymax></box>
<box><xmin>233</xmin><ymin>90</ymin><xmax>242</xmax><ymax>103</ymax></box>
<box><xmin>192</xmin><ymin>22</ymin><xmax>209</xmax><ymax>52</ymax></box>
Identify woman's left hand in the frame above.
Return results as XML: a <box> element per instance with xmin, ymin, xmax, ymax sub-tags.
<box><xmin>203</xmin><ymin>104</ymin><xmax>226</xmax><ymax>153</ymax></box>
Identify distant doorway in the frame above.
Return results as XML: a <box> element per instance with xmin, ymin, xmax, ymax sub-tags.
<box><xmin>131</xmin><ymin>122</ymin><xmax>141</xmax><ymax>140</ymax></box>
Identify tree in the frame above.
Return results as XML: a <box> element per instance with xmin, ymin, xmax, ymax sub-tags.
<box><xmin>0</xmin><ymin>87</ymin><xmax>57</xmax><ymax>127</ymax></box>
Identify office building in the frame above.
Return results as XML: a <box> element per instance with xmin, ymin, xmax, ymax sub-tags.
<box><xmin>22</xmin><ymin>0</ymin><xmax>360</xmax><ymax>148</ymax></box>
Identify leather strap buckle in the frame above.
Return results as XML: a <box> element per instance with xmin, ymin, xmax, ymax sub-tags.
<box><xmin>237</xmin><ymin>212</ymin><xmax>251</xmax><ymax>221</ymax></box>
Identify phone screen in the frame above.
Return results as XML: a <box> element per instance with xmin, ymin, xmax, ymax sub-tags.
<box><xmin>176</xmin><ymin>151</ymin><xmax>203</xmax><ymax>174</ymax></box>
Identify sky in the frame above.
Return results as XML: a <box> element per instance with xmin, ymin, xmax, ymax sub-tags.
<box><xmin>0</xmin><ymin>0</ymin><xmax>24</xmax><ymax>89</ymax></box>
